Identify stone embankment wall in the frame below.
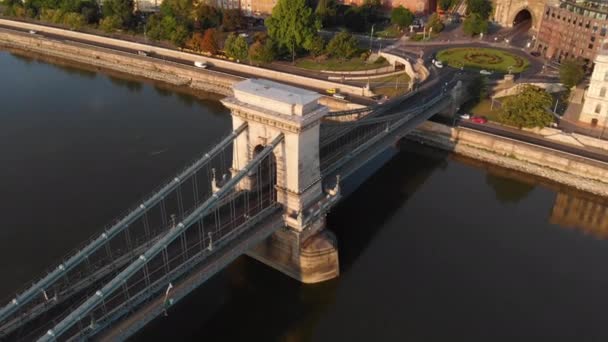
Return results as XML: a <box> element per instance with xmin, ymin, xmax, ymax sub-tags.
<box><xmin>408</xmin><ymin>121</ymin><xmax>608</xmax><ymax>197</ymax></box>
<box><xmin>0</xmin><ymin>28</ymin><xmax>242</xmax><ymax>95</ymax></box>
<box><xmin>0</xmin><ymin>18</ymin><xmax>371</xmax><ymax>97</ymax></box>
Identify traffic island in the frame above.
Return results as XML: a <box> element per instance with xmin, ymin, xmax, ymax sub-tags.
<box><xmin>437</xmin><ymin>47</ymin><xmax>530</xmax><ymax>73</ymax></box>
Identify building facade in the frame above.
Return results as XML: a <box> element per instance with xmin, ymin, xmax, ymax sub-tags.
<box><xmin>338</xmin><ymin>0</ymin><xmax>436</xmax><ymax>14</ymax></box>
<box><xmin>537</xmin><ymin>0</ymin><xmax>608</xmax><ymax>64</ymax></box>
<box><xmin>579</xmin><ymin>41</ymin><xmax>608</xmax><ymax>126</ymax></box>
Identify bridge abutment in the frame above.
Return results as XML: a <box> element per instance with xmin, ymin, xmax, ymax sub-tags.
<box><xmin>221</xmin><ymin>79</ymin><xmax>340</xmax><ymax>283</ymax></box>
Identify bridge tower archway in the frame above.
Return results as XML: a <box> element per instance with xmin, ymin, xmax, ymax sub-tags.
<box><xmin>221</xmin><ymin>79</ymin><xmax>329</xmax><ymax>230</ymax></box>
<box><xmin>221</xmin><ymin>79</ymin><xmax>340</xmax><ymax>284</ymax></box>
<box><xmin>251</xmin><ymin>144</ymin><xmax>278</xmax><ymax>204</ymax></box>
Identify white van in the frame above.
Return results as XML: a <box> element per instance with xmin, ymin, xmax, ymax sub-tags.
<box><xmin>194</xmin><ymin>61</ymin><xmax>208</xmax><ymax>69</ymax></box>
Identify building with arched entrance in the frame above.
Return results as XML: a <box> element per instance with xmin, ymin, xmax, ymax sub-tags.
<box><xmin>578</xmin><ymin>41</ymin><xmax>608</xmax><ymax>126</ymax></box>
<box><xmin>493</xmin><ymin>0</ymin><xmax>547</xmax><ymax>33</ymax></box>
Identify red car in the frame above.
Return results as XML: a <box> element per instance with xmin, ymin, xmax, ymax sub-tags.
<box><xmin>470</xmin><ymin>116</ymin><xmax>488</xmax><ymax>124</ymax></box>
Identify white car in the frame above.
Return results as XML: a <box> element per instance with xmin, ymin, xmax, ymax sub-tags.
<box><xmin>137</xmin><ymin>51</ymin><xmax>148</xmax><ymax>56</ymax></box>
<box><xmin>28</xmin><ymin>30</ymin><xmax>37</xmax><ymax>34</ymax></box>
<box><xmin>479</xmin><ymin>69</ymin><xmax>493</xmax><ymax>75</ymax></box>
<box><xmin>459</xmin><ymin>113</ymin><xmax>471</xmax><ymax>120</ymax></box>
<box><xmin>194</xmin><ymin>61</ymin><xmax>208</xmax><ymax>69</ymax></box>
<box><xmin>433</xmin><ymin>60</ymin><xmax>444</xmax><ymax>68</ymax></box>
<box><xmin>332</xmin><ymin>93</ymin><xmax>346</xmax><ymax>100</ymax></box>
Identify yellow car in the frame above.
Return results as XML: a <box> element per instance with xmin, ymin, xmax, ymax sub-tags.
<box><xmin>326</xmin><ymin>88</ymin><xmax>337</xmax><ymax>94</ymax></box>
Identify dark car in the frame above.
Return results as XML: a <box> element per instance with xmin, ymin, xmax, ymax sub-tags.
<box><xmin>530</xmin><ymin>51</ymin><xmax>541</xmax><ymax>57</ymax></box>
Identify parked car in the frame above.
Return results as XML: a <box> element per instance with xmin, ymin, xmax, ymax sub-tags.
<box><xmin>459</xmin><ymin>113</ymin><xmax>471</xmax><ymax>120</ymax></box>
<box><xmin>28</xmin><ymin>30</ymin><xmax>37</xmax><ymax>34</ymax></box>
<box><xmin>471</xmin><ymin>116</ymin><xmax>488</xmax><ymax>124</ymax></box>
<box><xmin>433</xmin><ymin>60</ymin><xmax>444</xmax><ymax>68</ymax></box>
<box><xmin>333</xmin><ymin>93</ymin><xmax>346</xmax><ymax>100</ymax></box>
<box><xmin>137</xmin><ymin>51</ymin><xmax>148</xmax><ymax>56</ymax></box>
<box><xmin>530</xmin><ymin>51</ymin><xmax>541</xmax><ymax>57</ymax></box>
<box><xmin>194</xmin><ymin>61</ymin><xmax>208</xmax><ymax>69</ymax></box>
<box><xmin>479</xmin><ymin>69</ymin><xmax>493</xmax><ymax>75</ymax></box>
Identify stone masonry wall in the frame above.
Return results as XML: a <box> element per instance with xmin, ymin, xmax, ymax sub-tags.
<box><xmin>408</xmin><ymin>121</ymin><xmax>608</xmax><ymax>197</ymax></box>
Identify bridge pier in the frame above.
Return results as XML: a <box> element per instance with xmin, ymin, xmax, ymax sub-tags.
<box><xmin>247</xmin><ymin>220</ymin><xmax>339</xmax><ymax>284</ymax></box>
<box><xmin>221</xmin><ymin>79</ymin><xmax>340</xmax><ymax>283</ymax></box>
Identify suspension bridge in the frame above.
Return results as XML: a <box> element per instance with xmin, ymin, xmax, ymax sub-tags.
<box><xmin>0</xmin><ymin>73</ymin><xmax>468</xmax><ymax>341</ymax></box>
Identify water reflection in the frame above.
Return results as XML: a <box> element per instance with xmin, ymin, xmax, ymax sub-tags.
<box><xmin>107</xmin><ymin>75</ymin><xmax>143</xmax><ymax>92</ymax></box>
<box><xmin>550</xmin><ymin>191</ymin><xmax>608</xmax><ymax>239</ymax></box>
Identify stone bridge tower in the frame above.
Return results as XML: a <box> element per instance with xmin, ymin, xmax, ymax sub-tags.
<box><xmin>221</xmin><ymin>79</ymin><xmax>340</xmax><ymax>284</ymax></box>
<box><xmin>492</xmin><ymin>0</ymin><xmax>550</xmax><ymax>33</ymax></box>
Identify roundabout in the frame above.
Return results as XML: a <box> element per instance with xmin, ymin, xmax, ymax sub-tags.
<box><xmin>436</xmin><ymin>47</ymin><xmax>530</xmax><ymax>73</ymax></box>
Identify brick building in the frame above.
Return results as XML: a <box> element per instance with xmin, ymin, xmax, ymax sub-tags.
<box><xmin>537</xmin><ymin>0</ymin><xmax>608</xmax><ymax>65</ymax></box>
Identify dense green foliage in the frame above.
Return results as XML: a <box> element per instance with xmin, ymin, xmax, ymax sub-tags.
<box><xmin>438</xmin><ymin>0</ymin><xmax>457</xmax><ymax>11</ymax></box>
<box><xmin>427</xmin><ymin>13</ymin><xmax>443</xmax><ymax>33</ymax></box>
<box><xmin>326</xmin><ymin>31</ymin><xmax>358</xmax><ymax>59</ymax></box>
<box><xmin>265</xmin><ymin>0</ymin><xmax>320</xmax><ymax>61</ymax></box>
<box><xmin>468</xmin><ymin>75</ymin><xmax>488</xmax><ymax>101</ymax></box>
<box><xmin>498</xmin><ymin>85</ymin><xmax>554</xmax><ymax>128</ymax></box>
<box><xmin>466</xmin><ymin>0</ymin><xmax>492</xmax><ymax>19</ymax></box>
<box><xmin>390</xmin><ymin>6</ymin><xmax>413</xmax><ymax>29</ymax></box>
<box><xmin>559</xmin><ymin>58</ymin><xmax>585</xmax><ymax>88</ymax></box>
<box><xmin>463</xmin><ymin>13</ymin><xmax>488</xmax><ymax>36</ymax></box>
<box><xmin>249</xmin><ymin>39</ymin><xmax>276</xmax><ymax>65</ymax></box>
<box><xmin>315</xmin><ymin>0</ymin><xmax>336</xmax><ymax>26</ymax></box>
<box><xmin>224</xmin><ymin>33</ymin><xmax>248</xmax><ymax>61</ymax></box>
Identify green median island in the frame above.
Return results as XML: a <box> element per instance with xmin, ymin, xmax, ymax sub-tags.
<box><xmin>436</xmin><ymin>47</ymin><xmax>530</xmax><ymax>73</ymax></box>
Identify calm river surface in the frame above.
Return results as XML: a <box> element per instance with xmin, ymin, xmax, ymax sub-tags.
<box><xmin>2</xmin><ymin>49</ymin><xmax>608</xmax><ymax>341</ymax></box>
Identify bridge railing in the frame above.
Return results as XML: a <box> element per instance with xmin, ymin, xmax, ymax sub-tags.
<box><xmin>0</xmin><ymin>123</ymin><xmax>248</xmax><ymax>338</ymax></box>
<box><xmin>38</xmin><ymin>133</ymin><xmax>285</xmax><ymax>342</ymax></box>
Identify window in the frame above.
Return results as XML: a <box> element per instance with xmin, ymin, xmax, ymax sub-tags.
<box><xmin>604</xmin><ymin>71</ymin><xmax>608</xmax><ymax>81</ymax></box>
<box><xmin>595</xmin><ymin>104</ymin><xmax>602</xmax><ymax>114</ymax></box>
<box><xmin>601</xmin><ymin>87</ymin><xmax>607</xmax><ymax>97</ymax></box>
<box><xmin>592</xmin><ymin>36</ymin><xmax>596</xmax><ymax>42</ymax></box>
<box><xmin>589</xmin><ymin>44</ymin><xmax>594</xmax><ymax>49</ymax></box>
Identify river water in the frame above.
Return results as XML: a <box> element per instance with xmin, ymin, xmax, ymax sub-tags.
<box><xmin>2</xmin><ymin>49</ymin><xmax>608</xmax><ymax>341</ymax></box>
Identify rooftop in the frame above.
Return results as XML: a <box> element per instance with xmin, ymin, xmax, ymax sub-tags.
<box><xmin>233</xmin><ymin>79</ymin><xmax>320</xmax><ymax>106</ymax></box>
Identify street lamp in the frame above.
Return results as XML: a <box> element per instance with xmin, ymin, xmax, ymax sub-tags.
<box><xmin>369</xmin><ymin>24</ymin><xmax>376</xmax><ymax>52</ymax></box>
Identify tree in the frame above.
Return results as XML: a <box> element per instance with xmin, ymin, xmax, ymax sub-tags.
<box><xmin>99</xmin><ymin>14</ymin><xmax>122</xmax><ymax>32</ymax></box>
<box><xmin>200</xmin><ymin>28</ymin><xmax>218</xmax><ymax>54</ymax></box>
<box><xmin>101</xmin><ymin>0</ymin><xmax>133</xmax><ymax>27</ymax></box>
<box><xmin>498</xmin><ymin>85</ymin><xmax>554</xmax><ymax>128</ymax></box>
<box><xmin>426</xmin><ymin>13</ymin><xmax>443</xmax><ymax>34</ymax></box>
<box><xmin>265</xmin><ymin>0</ymin><xmax>321</xmax><ymax>62</ymax></box>
<box><xmin>463</xmin><ymin>13</ymin><xmax>488</xmax><ymax>36</ymax></box>
<box><xmin>326</xmin><ymin>31</ymin><xmax>358</xmax><ymax>59</ymax></box>
<box><xmin>222</xmin><ymin>9</ymin><xmax>243</xmax><ymax>31</ymax></box>
<box><xmin>439</xmin><ymin>0</ymin><xmax>452</xmax><ymax>11</ymax></box>
<box><xmin>315</xmin><ymin>0</ymin><xmax>336</xmax><ymax>25</ymax></box>
<box><xmin>559</xmin><ymin>58</ymin><xmax>585</xmax><ymax>88</ymax></box>
<box><xmin>186</xmin><ymin>32</ymin><xmax>204</xmax><ymax>51</ymax></box>
<box><xmin>390</xmin><ymin>6</ymin><xmax>413</xmax><ymax>29</ymax></box>
<box><xmin>194</xmin><ymin>4</ymin><xmax>221</xmax><ymax>30</ymax></box>
<box><xmin>466</xmin><ymin>0</ymin><xmax>492</xmax><ymax>19</ymax></box>
<box><xmin>307</xmin><ymin>34</ymin><xmax>325</xmax><ymax>57</ymax></box>
<box><xmin>344</xmin><ymin>6</ymin><xmax>365</xmax><ymax>32</ymax></box>
<box><xmin>468</xmin><ymin>75</ymin><xmax>488</xmax><ymax>101</ymax></box>
<box><xmin>224</xmin><ymin>33</ymin><xmax>248</xmax><ymax>61</ymax></box>
<box><xmin>249</xmin><ymin>39</ymin><xmax>276</xmax><ymax>65</ymax></box>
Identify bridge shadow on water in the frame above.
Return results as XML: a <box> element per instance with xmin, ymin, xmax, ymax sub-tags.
<box><xmin>133</xmin><ymin>141</ymin><xmax>451</xmax><ymax>342</ymax></box>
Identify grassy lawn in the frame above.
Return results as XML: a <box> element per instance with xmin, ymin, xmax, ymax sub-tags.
<box><xmin>296</xmin><ymin>56</ymin><xmax>389</xmax><ymax>71</ymax></box>
<box><xmin>369</xmin><ymin>73</ymin><xmax>411</xmax><ymax>98</ymax></box>
<box><xmin>376</xmin><ymin>25</ymin><xmax>402</xmax><ymax>38</ymax></box>
<box><xmin>437</xmin><ymin>47</ymin><xmax>530</xmax><ymax>73</ymax></box>
<box><xmin>462</xmin><ymin>98</ymin><xmax>501</xmax><ymax>122</ymax></box>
